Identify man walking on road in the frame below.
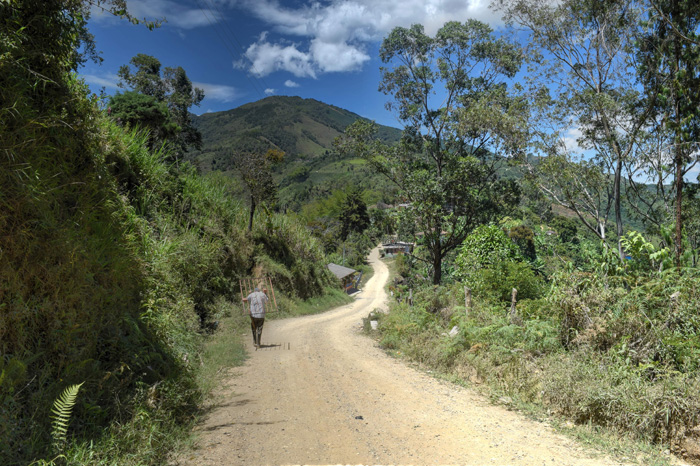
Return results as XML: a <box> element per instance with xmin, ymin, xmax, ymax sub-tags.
<box><xmin>243</xmin><ymin>287</ymin><xmax>268</xmax><ymax>349</ymax></box>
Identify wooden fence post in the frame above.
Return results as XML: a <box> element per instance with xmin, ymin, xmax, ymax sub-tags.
<box><xmin>464</xmin><ymin>286</ymin><xmax>471</xmax><ymax>316</ymax></box>
<box><xmin>509</xmin><ymin>288</ymin><xmax>520</xmax><ymax>325</ymax></box>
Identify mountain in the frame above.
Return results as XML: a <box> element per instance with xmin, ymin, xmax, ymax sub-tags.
<box><xmin>190</xmin><ymin>96</ymin><xmax>403</xmax><ymax>211</ymax></box>
<box><xmin>191</xmin><ymin>96</ymin><xmax>401</xmax><ymax>163</ymax></box>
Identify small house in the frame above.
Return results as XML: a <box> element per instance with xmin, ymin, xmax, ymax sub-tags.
<box><xmin>328</xmin><ymin>263</ymin><xmax>361</xmax><ymax>293</ymax></box>
<box><xmin>382</xmin><ymin>241</ymin><xmax>414</xmax><ymax>256</ymax></box>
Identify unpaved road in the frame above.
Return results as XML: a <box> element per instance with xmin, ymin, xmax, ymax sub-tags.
<box><xmin>179</xmin><ymin>247</ymin><xmax>634</xmax><ymax>466</ymax></box>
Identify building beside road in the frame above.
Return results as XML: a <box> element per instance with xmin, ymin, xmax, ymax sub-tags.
<box><xmin>327</xmin><ymin>263</ymin><xmax>361</xmax><ymax>293</ymax></box>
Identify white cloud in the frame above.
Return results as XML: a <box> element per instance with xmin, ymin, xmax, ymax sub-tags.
<box><xmin>81</xmin><ymin>72</ymin><xmax>120</xmax><ymax>89</ymax></box>
<box><xmin>284</xmin><ymin>80</ymin><xmax>300</xmax><ymax>88</ymax></box>
<box><xmin>561</xmin><ymin>126</ymin><xmax>585</xmax><ymax>154</ymax></box>
<box><xmin>309</xmin><ymin>39</ymin><xmax>369</xmax><ymax>72</ymax></box>
<box><xmin>236</xmin><ymin>0</ymin><xmax>501</xmax><ymax>78</ymax></box>
<box><xmin>241</xmin><ymin>36</ymin><xmax>316</xmax><ymax>78</ymax></box>
<box><xmin>264</xmin><ymin>88</ymin><xmax>277</xmax><ymax>95</ymax></box>
<box><xmin>90</xmin><ymin>0</ymin><xmax>220</xmax><ymax>30</ymax></box>
<box><xmin>193</xmin><ymin>82</ymin><xmax>240</xmax><ymax>102</ymax></box>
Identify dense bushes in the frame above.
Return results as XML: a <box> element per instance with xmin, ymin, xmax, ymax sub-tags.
<box><xmin>376</xmin><ymin>221</ymin><xmax>700</xmax><ymax>457</ymax></box>
<box><xmin>1</xmin><ymin>97</ymin><xmax>336</xmax><ymax>465</ymax></box>
<box><xmin>455</xmin><ymin>224</ymin><xmax>545</xmax><ymax>302</ymax></box>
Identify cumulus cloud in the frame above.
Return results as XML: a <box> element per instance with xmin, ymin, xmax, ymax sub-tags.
<box><xmin>264</xmin><ymin>88</ymin><xmax>276</xmax><ymax>95</ymax></box>
<box><xmin>241</xmin><ymin>34</ymin><xmax>316</xmax><ymax>78</ymax></box>
<box><xmin>193</xmin><ymin>82</ymin><xmax>240</xmax><ymax>102</ymax></box>
<box><xmin>309</xmin><ymin>39</ymin><xmax>369</xmax><ymax>72</ymax></box>
<box><xmin>90</xmin><ymin>0</ymin><xmax>220</xmax><ymax>30</ymax></box>
<box><xmin>284</xmin><ymin>80</ymin><xmax>300</xmax><ymax>88</ymax></box>
<box><xmin>236</xmin><ymin>0</ymin><xmax>501</xmax><ymax>77</ymax></box>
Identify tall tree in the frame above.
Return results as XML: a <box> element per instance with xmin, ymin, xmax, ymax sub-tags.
<box><xmin>116</xmin><ymin>54</ymin><xmax>204</xmax><ymax>155</ymax></box>
<box><xmin>338</xmin><ymin>21</ymin><xmax>526</xmax><ymax>284</ymax></box>
<box><xmin>496</xmin><ymin>0</ymin><xmax>649</xmax><ymax>261</ymax></box>
<box><xmin>108</xmin><ymin>91</ymin><xmax>180</xmax><ymax>149</ymax></box>
<box><xmin>164</xmin><ymin>65</ymin><xmax>205</xmax><ymax>151</ymax></box>
<box><xmin>637</xmin><ymin>0</ymin><xmax>700</xmax><ymax>268</ymax></box>
<box><xmin>231</xmin><ymin>148</ymin><xmax>284</xmax><ymax>231</ymax></box>
<box><xmin>118</xmin><ymin>53</ymin><xmax>166</xmax><ymax>100</ymax></box>
<box><xmin>533</xmin><ymin>153</ymin><xmax>614</xmax><ymax>242</ymax></box>
<box><xmin>339</xmin><ymin>187</ymin><xmax>370</xmax><ymax>241</ymax></box>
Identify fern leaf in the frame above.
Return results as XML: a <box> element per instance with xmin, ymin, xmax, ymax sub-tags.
<box><xmin>50</xmin><ymin>382</ymin><xmax>83</xmax><ymax>452</ymax></box>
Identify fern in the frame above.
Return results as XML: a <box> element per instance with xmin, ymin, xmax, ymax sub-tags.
<box><xmin>50</xmin><ymin>382</ymin><xmax>83</xmax><ymax>454</ymax></box>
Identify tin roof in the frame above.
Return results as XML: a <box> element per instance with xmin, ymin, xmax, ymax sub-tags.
<box><xmin>327</xmin><ymin>263</ymin><xmax>357</xmax><ymax>279</ymax></box>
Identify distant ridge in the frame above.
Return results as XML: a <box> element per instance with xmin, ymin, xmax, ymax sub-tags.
<box><xmin>191</xmin><ymin>95</ymin><xmax>401</xmax><ymax>168</ymax></box>
<box><xmin>190</xmin><ymin>96</ymin><xmax>403</xmax><ymax>211</ymax></box>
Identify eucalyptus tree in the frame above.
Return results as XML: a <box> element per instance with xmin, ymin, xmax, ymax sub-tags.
<box><xmin>534</xmin><ymin>153</ymin><xmax>614</xmax><ymax>242</ymax></box>
<box><xmin>636</xmin><ymin>0</ymin><xmax>700</xmax><ymax>268</ymax></box>
<box><xmin>496</xmin><ymin>0</ymin><xmax>649</xmax><ymax>260</ymax></box>
<box><xmin>117</xmin><ymin>54</ymin><xmax>205</xmax><ymax>155</ymax></box>
<box><xmin>338</xmin><ymin>21</ymin><xmax>527</xmax><ymax>284</ymax></box>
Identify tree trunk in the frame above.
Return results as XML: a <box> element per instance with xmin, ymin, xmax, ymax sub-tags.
<box><xmin>432</xmin><ymin>250</ymin><xmax>442</xmax><ymax>285</ymax></box>
<box><xmin>675</xmin><ymin>146</ymin><xmax>683</xmax><ymax>269</ymax></box>
<box><xmin>673</xmin><ymin>26</ymin><xmax>683</xmax><ymax>270</ymax></box>
<box><xmin>614</xmin><ymin>156</ymin><xmax>624</xmax><ymax>261</ymax></box>
<box><xmin>248</xmin><ymin>196</ymin><xmax>256</xmax><ymax>232</ymax></box>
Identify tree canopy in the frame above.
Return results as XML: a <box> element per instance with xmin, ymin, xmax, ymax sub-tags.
<box><xmin>114</xmin><ymin>54</ymin><xmax>204</xmax><ymax>156</ymax></box>
<box><xmin>338</xmin><ymin>20</ymin><xmax>526</xmax><ymax>284</ymax></box>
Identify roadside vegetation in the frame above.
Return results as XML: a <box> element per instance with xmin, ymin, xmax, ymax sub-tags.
<box><xmin>347</xmin><ymin>2</ymin><xmax>700</xmax><ymax>464</ymax></box>
<box><xmin>6</xmin><ymin>0</ymin><xmax>700</xmax><ymax>465</ymax></box>
<box><xmin>0</xmin><ymin>3</ymin><xmax>344</xmax><ymax>465</ymax></box>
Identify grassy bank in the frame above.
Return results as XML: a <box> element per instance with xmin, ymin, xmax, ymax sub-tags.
<box><xmin>2</xmin><ymin>34</ymin><xmax>342</xmax><ymax>463</ymax></box>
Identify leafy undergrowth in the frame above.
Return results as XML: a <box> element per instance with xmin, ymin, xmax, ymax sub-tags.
<box><xmin>369</xmin><ymin>268</ymin><xmax>700</xmax><ymax>465</ymax></box>
<box><xmin>1</xmin><ymin>81</ymin><xmax>339</xmax><ymax>465</ymax></box>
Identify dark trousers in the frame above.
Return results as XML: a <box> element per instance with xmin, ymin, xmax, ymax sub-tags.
<box><xmin>250</xmin><ymin>316</ymin><xmax>265</xmax><ymax>346</ymax></box>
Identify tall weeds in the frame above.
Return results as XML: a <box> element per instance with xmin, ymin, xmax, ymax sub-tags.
<box><xmin>374</xmin><ymin>271</ymin><xmax>700</xmax><ymax>455</ymax></box>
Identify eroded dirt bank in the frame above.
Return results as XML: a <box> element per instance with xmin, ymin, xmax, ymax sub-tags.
<box><xmin>178</xmin><ymin>248</ymin><xmax>640</xmax><ymax>466</ymax></box>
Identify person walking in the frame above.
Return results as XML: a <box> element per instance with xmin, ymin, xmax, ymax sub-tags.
<box><xmin>243</xmin><ymin>287</ymin><xmax>269</xmax><ymax>349</ymax></box>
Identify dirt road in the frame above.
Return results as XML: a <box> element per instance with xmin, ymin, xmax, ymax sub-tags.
<box><xmin>180</xmin><ymin>247</ymin><xmax>632</xmax><ymax>466</ymax></box>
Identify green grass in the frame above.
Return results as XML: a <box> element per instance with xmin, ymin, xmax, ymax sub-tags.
<box><xmin>197</xmin><ymin>312</ymin><xmax>249</xmax><ymax>392</ymax></box>
<box><xmin>272</xmin><ymin>286</ymin><xmax>353</xmax><ymax>318</ymax></box>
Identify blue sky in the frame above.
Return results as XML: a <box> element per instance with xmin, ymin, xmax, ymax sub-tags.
<box><xmin>81</xmin><ymin>0</ymin><xmax>502</xmax><ymax>128</ymax></box>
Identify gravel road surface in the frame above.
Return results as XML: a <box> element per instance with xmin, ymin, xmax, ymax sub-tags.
<box><xmin>178</xmin><ymin>247</ymin><xmax>637</xmax><ymax>466</ymax></box>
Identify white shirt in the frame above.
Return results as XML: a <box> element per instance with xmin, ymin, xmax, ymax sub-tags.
<box><xmin>246</xmin><ymin>291</ymin><xmax>268</xmax><ymax>318</ymax></box>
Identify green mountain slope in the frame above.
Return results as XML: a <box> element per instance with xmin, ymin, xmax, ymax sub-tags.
<box><xmin>190</xmin><ymin>96</ymin><xmax>403</xmax><ymax>210</ymax></box>
<box><xmin>191</xmin><ymin>95</ymin><xmax>401</xmax><ymax>163</ymax></box>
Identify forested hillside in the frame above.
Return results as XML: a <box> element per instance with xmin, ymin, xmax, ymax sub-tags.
<box><xmin>192</xmin><ymin>95</ymin><xmax>402</xmax><ymax>163</ymax></box>
<box><xmin>190</xmin><ymin>96</ymin><xmax>403</xmax><ymax>211</ymax></box>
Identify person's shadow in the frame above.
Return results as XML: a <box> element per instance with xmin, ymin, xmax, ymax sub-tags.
<box><xmin>256</xmin><ymin>343</ymin><xmax>289</xmax><ymax>350</ymax></box>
